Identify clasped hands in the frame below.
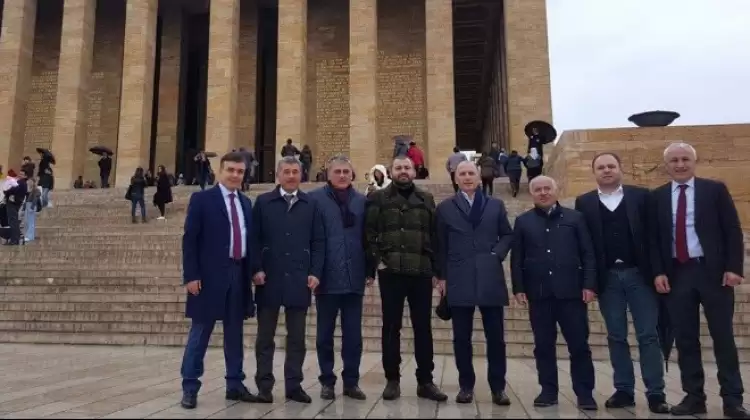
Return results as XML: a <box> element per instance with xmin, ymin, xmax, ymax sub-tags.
<box><xmin>252</xmin><ymin>271</ymin><xmax>319</xmax><ymax>291</ymax></box>
<box><xmin>654</xmin><ymin>271</ymin><xmax>744</xmax><ymax>294</ymax></box>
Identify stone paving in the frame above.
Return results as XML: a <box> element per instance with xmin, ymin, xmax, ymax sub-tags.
<box><xmin>1</xmin><ymin>345</ymin><xmax>748</xmax><ymax>418</ymax></box>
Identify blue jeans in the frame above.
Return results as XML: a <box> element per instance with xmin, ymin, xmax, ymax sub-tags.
<box><xmin>130</xmin><ymin>196</ymin><xmax>146</xmax><ymax>219</ymax></box>
<box><xmin>599</xmin><ymin>267</ymin><xmax>665</xmax><ymax>397</ymax></box>
<box><xmin>315</xmin><ymin>293</ymin><xmax>363</xmax><ymax>388</ymax></box>
<box><xmin>24</xmin><ymin>204</ymin><xmax>36</xmax><ymax>241</ymax></box>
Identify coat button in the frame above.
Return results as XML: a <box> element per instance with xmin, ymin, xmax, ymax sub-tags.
<box><xmin>285</xmin><ymin>252</ymin><xmax>290</xmax><ymax>256</ymax></box>
<box><xmin>547</xmin><ymin>249</ymin><xmax>551</xmax><ymax>253</ymax></box>
<box><xmin>549</xmin><ymin>271</ymin><xmax>553</xmax><ymax>275</ymax></box>
<box><xmin>286</xmin><ymin>232</ymin><xmax>291</xmax><ymax>236</ymax></box>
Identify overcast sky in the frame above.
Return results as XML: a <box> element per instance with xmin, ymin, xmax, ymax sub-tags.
<box><xmin>546</xmin><ymin>0</ymin><xmax>750</xmax><ymax>133</ymax></box>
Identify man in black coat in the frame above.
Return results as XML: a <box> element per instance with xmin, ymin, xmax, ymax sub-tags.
<box><xmin>574</xmin><ymin>152</ymin><xmax>669</xmax><ymax>414</ymax></box>
<box><xmin>650</xmin><ymin>142</ymin><xmax>749</xmax><ymax>419</ymax></box>
<box><xmin>510</xmin><ymin>175</ymin><xmax>598</xmax><ymax>411</ymax></box>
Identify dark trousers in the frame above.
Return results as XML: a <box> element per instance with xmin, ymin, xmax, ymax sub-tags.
<box><xmin>6</xmin><ymin>203</ymin><xmax>21</xmax><ymax>243</ymax></box>
<box><xmin>481</xmin><ymin>177</ymin><xmax>494</xmax><ymax>196</ymax></box>
<box><xmin>181</xmin><ymin>263</ymin><xmax>246</xmax><ymax>394</ymax></box>
<box><xmin>316</xmin><ymin>293</ymin><xmax>363</xmax><ymax>388</ymax></box>
<box><xmin>507</xmin><ymin>170</ymin><xmax>521</xmax><ymax>196</ymax></box>
<box><xmin>156</xmin><ymin>202</ymin><xmax>166</xmax><ymax>217</ymax></box>
<box><xmin>450</xmin><ymin>172</ymin><xmax>458</xmax><ymax>192</ymax></box>
<box><xmin>599</xmin><ymin>267</ymin><xmax>665</xmax><ymax>397</ymax></box>
<box><xmin>379</xmin><ymin>271</ymin><xmax>435</xmax><ymax>384</ymax></box>
<box><xmin>529</xmin><ymin>298</ymin><xmax>595</xmax><ymax>397</ymax></box>
<box><xmin>197</xmin><ymin>175</ymin><xmax>207</xmax><ymax>190</ymax></box>
<box><xmin>668</xmin><ymin>259</ymin><xmax>744</xmax><ymax>407</ymax></box>
<box><xmin>100</xmin><ymin>173</ymin><xmax>109</xmax><ymax>188</ymax></box>
<box><xmin>255</xmin><ymin>306</ymin><xmax>308</xmax><ymax>393</ymax></box>
<box><xmin>451</xmin><ymin>306</ymin><xmax>506</xmax><ymax>393</ymax></box>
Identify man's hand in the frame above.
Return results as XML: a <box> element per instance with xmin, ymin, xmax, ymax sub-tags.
<box><xmin>436</xmin><ymin>280</ymin><xmax>446</xmax><ymax>297</ymax></box>
<box><xmin>253</xmin><ymin>271</ymin><xmax>266</xmax><ymax>286</ymax></box>
<box><xmin>186</xmin><ymin>280</ymin><xmax>201</xmax><ymax>296</ymax></box>
<box><xmin>377</xmin><ymin>261</ymin><xmax>387</xmax><ymax>270</ymax></box>
<box><xmin>366</xmin><ymin>277</ymin><xmax>375</xmax><ymax>286</ymax></box>
<box><xmin>515</xmin><ymin>293</ymin><xmax>527</xmax><ymax>306</ymax></box>
<box><xmin>432</xmin><ymin>276</ymin><xmax>439</xmax><ymax>288</ymax></box>
<box><xmin>654</xmin><ymin>275</ymin><xmax>670</xmax><ymax>294</ymax></box>
<box><xmin>582</xmin><ymin>289</ymin><xmax>596</xmax><ymax>304</ymax></box>
<box><xmin>308</xmin><ymin>275</ymin><xmax>320</xmax><ymax>291</ymax></box>
<box><xmin>723</xmin><ymin>272</ymin><xmax>744</xmax><ymax>287</ymax></box>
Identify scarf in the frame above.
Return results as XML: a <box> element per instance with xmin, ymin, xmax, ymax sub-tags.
<box><xmin>467</xmin><ymin>190</ymin><xmax>485</xmax><ymax>228</ymax></box>
<box><xmin>329</xmin><ymin>183</ymin><xmax>355</xmax><ymax>228</ymax></box>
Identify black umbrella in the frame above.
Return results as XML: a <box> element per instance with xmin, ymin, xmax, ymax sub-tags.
<box><xmin>657</xmin><ymin>296</ymin><xmax>674</xmax><ymax>371</ymax></box>
<box><xmin>36</xmin><ymin>148</ymin><xmax>55</xmax><ymax>164</ymax></box>
<box><xmin>89</xmin><ymin>145</ymin><xmax>113</xmax><ymax>156</ymax></box>
<box><xmin>524</xmin><ymin>120</ymin><xmax>557</xmax><ymax>145</ymax></box>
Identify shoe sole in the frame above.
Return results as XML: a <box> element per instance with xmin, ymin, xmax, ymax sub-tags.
<box><xmin>534</xmin><ymin>401</ymin><xmax>558</xmax><ymax>407</ymax></box>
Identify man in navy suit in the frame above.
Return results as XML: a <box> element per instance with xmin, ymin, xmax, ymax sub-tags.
<box><xmin>180</xmin><ymin>152</ymin><xmax>258</xmax><ymax>409</ymax></box>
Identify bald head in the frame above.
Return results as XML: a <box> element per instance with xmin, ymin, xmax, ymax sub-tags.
<box><xmin>529</xmin><ymin>175</ymin><xmax>557</xmax><ymax>192</ymax></box>
<box><xmin>529</xmin><ymin>176</ymin><xmax>558</xmax><ymax>209</ymax></box>
<box><xmin>455</xmin><ymin>160</ymin><xmax>479</xmax><ymax>193</ymax></box>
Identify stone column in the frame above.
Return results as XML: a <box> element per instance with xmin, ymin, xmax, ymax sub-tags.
<box><xmin>50</xmin><ymin>0</ymin><xmax>96</xmax><ymax>187</ymax></box>
<box><xmin>276</xmin><ymin>0</ymin><xmax>307</xmax><ymax>158</ymax></box>
<box><xmin>425</xmin><ymin>0</ymin><xmax>456</xmax><ymax>181</ymax></box>
<box><xmin>115</xmin><ymin>0</ymin><xmax>158</xmax><ymax>187</ymax></box>
<box><xmin>205</xmin><ymin>0</ymin><xmax>240</xmax><ymax>162</ymax></box>
<box><xmin>349</xmin><ymin>0</ymin><xmax>378</xmax><ymax>175</ymax></box>
<box><xmin>154</xmin><ymin>8</ymin><xmax>183</xmax><ymax>174</ymax></box>
<box><xmin>0</xmin><ymin>0</ymin><xmax>37</xmax><ymax>172</ymax></box>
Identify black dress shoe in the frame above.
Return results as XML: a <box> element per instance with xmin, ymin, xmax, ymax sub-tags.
<box><xmin>492</xmin><ymin>391</ymin><xmax>511</xmax><ymax>406</ymax></box>
<box><xmin>533</xmin><ymin>393</ymin><xmax>558</xmax><ymax>407</ymax></box>
<box><xmin>455</xmin><ymin>389</ymin><xmax>474</xmax><ymax>404</ymax></box>
<box><xmin>343</xmin><ymin>386</ymin><xmax>366</xmax><ymax>400</ymax></box>
<box><xmin>724</xmin><ymin>406</ymin><xmax>750</xmax><ymax>419</ymax></box>
<box><xmin>180</xmin><ymin>393</ymin><xmax>197</xmax><ymax>409</ymax></box>
<box><xmin>605</xmin><ymin>391</ymin><xmax>635</xmax><ymax>408</ymax></box>
<box><xmin>320</xmin><ymin>385</ymin><xmax>335</xmax><ymax>400</ymax></box>
<box><xmin>382</xmin><ymin>381</ymin><xmax>401</xmax><ymax>401</ymax></box>
<box><xmin>417</xmin><ymin>383</ymin><xmax>448</xmax><ymax>402</ymax></box>
<box><xmin>226</xmin><ymin>387</ymin><xmax>259</xmax><ymax>403</ymax></box>
<box><xmin>670</xmin><ymin>397</ymin><xmax>707</xmax><ymax>416</ymax></box>
<box><xmin>287</xmin><ymin>388</ymin><xmax>312</xmax><ymax>404</ymax></box>
<box><xmin>255</xmin><ymin>390</ymin><xmax>274</xmax><ymax>404</ymax></box>
<box><xmin>647</xmin><ymin>394</ymin><xmax>670</xmax><ymax>414</ymax></box>
<box><xmin>578</xmin><ymin>395</ymin><xmax>598</xmax><ymax>411</ymax></box>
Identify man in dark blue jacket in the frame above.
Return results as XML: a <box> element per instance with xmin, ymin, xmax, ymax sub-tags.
<box><xmin>251</xmin><ymin>156</ymin><xmax>325</xmax><ymax>404</ymax></box>
<box><xmin>308</xmin><ymin>155</ymin><xmax>371</xmax><ymax>401</ymax></box>
<box><xmin>510</xmin><ymin>175</ymin><xmax>598</xmax><ymax>411</ymax></box>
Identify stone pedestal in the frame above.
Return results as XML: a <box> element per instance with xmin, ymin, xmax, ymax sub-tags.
<box><xmin>115</xmin><ymin>0</ymin><xmax>158</xmax><ymax>186</ymax></box>
<box><xmin>0</xmin><ymin>0</ymin><xmax>37</xmax><ymax>172</ymax></box>
<box><xmin>425</xmin><ymin>0</ymin><xmax>456</xmax><ymax>181</ymax></box>
<box><xmin>50</xmin><ymin>0</ymin><xmax>96</xmax><ymax>187</ymax></box>
<box><xmin>276</xmin><ymin>0</ymin><xmax>307</xmax><ymax>160</ymax></box>
<box><xmin>154</xmin><ymin>8</ymin><xmax>184</xmax><ymax>174</ymax></box>
<box><xmin>349</xmin><ymin>0</ymin><xmax>378</xmax><ymax>175</ymax></box>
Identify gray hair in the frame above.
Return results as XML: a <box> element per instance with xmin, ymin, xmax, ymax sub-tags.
<box><xmin>528</xmin><ymin>175</ymin><xmax>558</xmax><ymax>192</ymax></box>
<box><xmin>663</xmin><ymin>142</ymin><xmax>697</xmax><ymax>161</ymax></box>
<box><xmin>455</xmin><ymin>160</ymin><xmax>478</xmax><ymax>174</ymax></box>
<box><xmin>276</xmin><ymin>156</ymin><xmax>302</xmax><ymax>175</ymax></box>
<box><xmin>326</xmin><ymin>154</ymin><xmax>353</xmax><ymax>172</ymax></box>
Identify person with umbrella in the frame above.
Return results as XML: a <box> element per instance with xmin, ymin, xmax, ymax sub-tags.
<box><xmin>524</xmin><ymin>121</ymin><xmax>557</xmax><ymax>171</ymax></box>
<box><xmin>90</xmin><ymin>146</ymin><xmax>113</xmax><ymax>188</ymax></box>
<box><xmin>193</xmin><ymin>150</ymin><xmax>212</xmax><ymax>190</ymax></box>
<box><xmin>574</xmin><ymin>152</ymin><xmax>670</xmax><ymax>414</ymax></box>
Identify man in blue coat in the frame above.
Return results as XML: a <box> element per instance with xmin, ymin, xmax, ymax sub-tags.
<box><xmin>435</xmin><ymin>161</ymin><xmax>513</xmax><ymax>406</ymax></box>
<box><xmin>251</xmin><ymin>156</ymin><xmax>325</xmax><ymax>404</ymax></box>
<box><xmin>180</xmin><ymin>152</ymin><xmax>258</xmax><ymax>409</ymax></box>
<box><xmin>308</xmin><ymin>155</ymin><xmax>371</xmax><ymax>401</ymax></box>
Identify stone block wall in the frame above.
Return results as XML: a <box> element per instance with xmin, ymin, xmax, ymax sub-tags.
<box><xmin>546</xmin><ymin>124</ymin><xmax>750</xmax><ymax>226</ymax></box>
<box><xmin>236</xmin><ymin>2</ymin><xmax>258</xmax><ymax>150</ymax></box>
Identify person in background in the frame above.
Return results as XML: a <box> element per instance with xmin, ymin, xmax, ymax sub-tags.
<box><xmin>193</xmin><ymin>151</ymin><xmax>211</xmax><ymax>190</ymax></box>
<box><xmin>497</xmin><ymin>148</ymin><xmax>508</xmax><ymax>178</ymax></box>
<box><xmin>24</xmin><ymin>177</ymin><xmax>42</xmax><ymax>242</ymax></box>
<box><xmin>392</xmin><ymin>136</ymin><xmax>409</xmax><ymax>158</ymax></box>
<box><xmin>73</xmin><ymin>176</ymin><xmax>84</xmax><ymax>189</ymax></box>
<box><xmin>99</xmin><ymin>153</ymin><xmax>112</xmax><ymax>188</ymax></box>
<box><xmin>524</xmin><ymin>148</ymin><xmax>543</xmax><ymax>182</ymax></box>
<box><xmin>298</xmin><ymin>145</ymin><xmax>313</xmax><ymax>182</ymax></box>
<box><xmin>504</xmin><ymin>150</ymin><xmax>524</xmax><ymax>197</ymax></box>
<box><xmin>281</xmin><ymin>138</ymin><xmax>300</xmax><ymax>158</ymax></box>
<box><xmin>3</xmin><ymin>170</ymin><xmax>27</xmax><ymax>245</ymax></box>
<box><xmin>37</xmin><ymin>153</ymin><xmax>54</xmax><ymax>208</ymax></box>
<box><xmin>128</xmin><ymin>167</ymin><xmax>148</xmax><ymax>224</ymax></box>
<box><xmin>407</xmin><ymin>141</ymin><xmax>426</xmax><ymax>179</ymax></box>
<box><xmin>477</xmin><ymin>152</ymin><xmax>497</xmax><ymax>196</ymax></box>
<box><xmin>446</xmin><ymin>147</ymin><xmax>467</xmax><ymax>193</ymax></box>
<box><xmin>145</xmin><ymin>169</ymin><xmax>156</xmax><ymax>187</ymax></box>
<box><xmin>365</xmin><ymin>164</ymin><xmax>391</xmax><ymax>196</ymax></box>
<box><xmin>21</xmin><ymin>156</ymin><xmax>35</xmax><ymax>179</ymax></box>
<box><xmin>153</xmin><ymin>165</ymin><xmax>173</xmax><ymax>220</ymax></box>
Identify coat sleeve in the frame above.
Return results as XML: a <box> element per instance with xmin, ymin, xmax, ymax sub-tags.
<box><xmin>510</xmin><ymin>218</ymin><xmax>525</xmax><ymax>295</ymax></box>
<box><xmin>250</xmin><ymin>199</ymin><xmax>263</xmax><ymax>276</ymax></box>
<box><xmin>649</xmin><ymin>190</ymin><xmax>666</xmax><ymax>278</ymax></box>
<box><xmin>576</xmin><ymin>215</ymin><xmax>598</xmax><ymax>292</ymax></box>
<box><xmin>182</xmin><ymin>193</ymin><xmax>202</xmax><ymax>285</ymax></box>
<box><xmin>426</xmin><ymin>194</ymin><xmax>439</xmax><ymax>278</ymax></box>
<box><xmin>716</xmin><ymin>182</ymin><xmax>744</xmax><ymax>277</ymax></box>
<box><xmin>309</xmin><ymin>202</ymin><xmax>326</xmax><ymax>279</ymax></box>
<box><xmin>364</xmin><ymin>193</ymin><xmax>382</xmax><ymax>274</ymax></box>
<box><xmin>491</xmin><ymin>200</ymin><xmax>513</xmax><ymax>261</ymax></box>
<box><xmin>435</xmin><ymin>206</ymin><xmax>448</xmax><ymax>280</ymax></box>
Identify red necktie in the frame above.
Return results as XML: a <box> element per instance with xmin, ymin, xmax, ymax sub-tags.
<box><xmin>228</xmin><ymin>193</ymin><xmax>242</xmax><ymax>260</ymax></box>
<box><xmin>675</xmin><ymin>185</ymin><xmax>689</xmax><ymax>263</ymax></box>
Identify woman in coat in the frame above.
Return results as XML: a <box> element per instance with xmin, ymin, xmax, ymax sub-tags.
<box><xmin>364</xmin><ymin>164</ymin><xmax>391</xmax><ymax>196</ymax></box>
<box><xmin>152</xmin><ymin>165</ymin><xmax>173</xmax><ymax>220</ymax></box>
<box><xmin>127</xmin><ymin>167</ymin><xmax>148</xmax><ymax>223</ymax></box>
<box><xmin>477</xmin><ymin>154</ymin><xmax>497</xmax><ymax>196</ymax></box>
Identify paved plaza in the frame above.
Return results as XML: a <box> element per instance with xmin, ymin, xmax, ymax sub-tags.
<box><xmin>0</xmin><ymin>344</ymin><xmax>745</xmax><ymax>418</ymax></box>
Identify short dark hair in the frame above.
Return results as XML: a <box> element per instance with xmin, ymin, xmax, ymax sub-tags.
<box><xmin>591</xmin><ymin>152</ymin><xmax>622</xmax><ymax>169</ymax></box>
<box><xmin>453</xmin><ymin>147</ymin><xmax>460</xmax><ymax>153</ymax></box>
<box><xmin>220</xmin><ymin>151</ymin><xmax>247</xmax><ymax>168</ymax></box>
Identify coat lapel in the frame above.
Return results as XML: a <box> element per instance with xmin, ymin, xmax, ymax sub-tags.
<box><xmin>623</xmin><ymin>186</ymin><xmax>639</xmax><ymax>238</ymax></box>
<box><xmin>662</xmin><ymin>184</ymin><xmax>673</xmax><ymax>243</ymax></box>
<box><xmin>586</xmin><ymin>192</ymin><xmax>604</xmax><ymax>242</ymax></box>
<box><xmin>213</xmin><ymin>186</ymin><xmax>229</xmax><ymax>221</ymax></box>
<box><xmin>692</xmin><ymin>178</ymin><xmax>705</xmax><ymax>243</ymax></box>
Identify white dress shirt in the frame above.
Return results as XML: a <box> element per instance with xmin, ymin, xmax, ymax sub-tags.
<box><xmin>598</xmin><ymin>185</ymin><xmax>624</xmax><ymax>211</ymax></box>
<box><xmin>671</xmin><ymin>177</ymin><xmax>704</xmax><ymax>258</ymax></box>
<box><xmin>219</xmin><ymin>183</ymin><xmax>247</xmax><ymax>258</ymax></box>
<box><xmin>280</xmin><ymin>188</ymin><xmax>299</xmax><ymax>206</ymax></box>
<box><xmin>461</xmin><ymin>191</ymin><xmax>474</xmax><ymax>207</ymax></box>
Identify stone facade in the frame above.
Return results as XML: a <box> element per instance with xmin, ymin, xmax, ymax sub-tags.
<box><xmin>0</xmin><ymin>0</ymin><xmax>552</xmax><ymax>188</ymax></box>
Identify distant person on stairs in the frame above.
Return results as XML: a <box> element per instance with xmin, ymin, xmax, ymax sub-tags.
<box><xmin>364</xmin><ymin>164</ymin><xmax>391</xmax><ymax>196</ymax></box>
<box><xmin>445</xmin><ymin>147</ymin><xmax>467</xmax><ymax>193</ymax></box>
<box><xmin>524</xmin><ymin>147</ymin><xmax>543</xmax><ymax>181</ymax></box>
<box><xmin>98</xmin><ymin>153</ymin><xmax>112</xmax><ymax>188</ymax></box>
<box><xmin>179</xmin><ymin>152</ymin><xmax>258</xmax><ymax>410</ymax></box>
<box><xmin>24</xmin><ymin>177</ymin><xmax>42</xmax><ymax>243</ymax></box>
<box><xmin>503</xmin><ymin>150</ymin><xmax>523</xmax><ymax>197</ymax></box>
<box><xmin>152</xmin><ymin>165</ymin><xmax>173</xmax><ymax>220</ymax></box>
<box><xmin>126</xmin><ymin>167</ymin><xmax>148</xmax><ymax>223</ymax></box>
<box><xmin>477</xmin><ymin>153</ymin><xmax>497</xmax><ymax>196</ymax></box>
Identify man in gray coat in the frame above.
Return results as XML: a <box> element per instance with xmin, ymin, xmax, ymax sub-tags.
<box><xmin>435</xmin><ymin>161</ymin><xmax>513</xmax><ymax>406</ymax></box>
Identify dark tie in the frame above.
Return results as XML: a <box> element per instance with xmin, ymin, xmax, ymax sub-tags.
<box><xmin>675</xmin><ymin>184</ymin><xmax>689</xmax><ymax>263</ymax></box>
<box><xmin>284</xmin><ymin>193</ymin><xmax>294</xmax><ymax>209</ymax></box>
<box><xmin>228</xmin><ymin>193</ymin><xmax>242</xmax><ymax>260</ymax></box>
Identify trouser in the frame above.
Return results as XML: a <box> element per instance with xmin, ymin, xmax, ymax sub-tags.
<box><xmin>450</xmin><ymin>172</ymin><xmax>458</xmax><ymax>192</ymax></box>
<box><xmin>481</xmin><ymin>177</ymin><xmax>494</xmax><ymax>196</ymax></box>
<box><xmin>529</xmin><ymin>298</ymin><xmax>595</xmax><ymax>397</ymax></box>
<box><xmin>507</xmin><ymin>171</ymin><xmax>521</xmax><ymax>195</ymax></box>
<box><xmin>451</xmin><ymin>306</ymin><xmax>506</xmax><ymax>393</ymax></box>
<box><xmin>24</xmin><ymin>204</ymin><xmax>36</xmax><ymax>241</ymax></box>
<box><xmin>100</xmin><ymin>174</ymin><xmax>110</xmax><ymax>188</ymax></box>
<box><xmin>668</xmin><ymin>258</ymin><xmax>744</xmax><ymax>407</ymax></box>
<box><xmin>599</xmin><ymin>266</ymin><xmax>665</xmax><ymax>397</ymax></box>
<box><xmin>197</xmin><ymin>175</ymin><xmax>207</xmax><ymax>190</ymax></box>
<box><xmin>41</xmin><ymin>188</ymin><xmax>51</xmax><ymax>208</ymax></box>
<box><xmin>181</xmin><ymin>263</ymin><xmax>246</xmax><ymax>394</ymax></box>
<box><xmin>130</xmin><ymin>197</ymin><xmax>146</xmax><ymax>218</ymax></box>
<box><xmin>156</xmin><ymin>202</ymin><xmax>166</xmax><ymax>217</ymax></box>
<box><xmin>379</xmin><ymin>271</ymin><xmax>435</xmax><ymax>384</ymax></box>
<box><xmin>255</xmin><ymin>306</ymin><xmax>308</xmax><ymax>393</ymax></box>
<box><xmin>6</xmin><ymin>203</ymin><xmax>20</xmax><ymax>243</ymax></box>
<box><xmin>316</xmin><ymin>293</ymin><xmax>364</xmax><ymax>388</ymax></box>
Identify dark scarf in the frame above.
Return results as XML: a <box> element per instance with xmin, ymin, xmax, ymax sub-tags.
<box><xmin>466</xmin><ymin>190</ymin><xmax>485</xmax><ymax>228</ymax></box>
<box><xmin>393</xmin><ymin>179</ymin><xmax>414</xmax><ymax>199</ymax></box>
<box><xmin>328</xmin><ymin>183</ymin><xmax>355</xmax><ymax>228</ymax></box>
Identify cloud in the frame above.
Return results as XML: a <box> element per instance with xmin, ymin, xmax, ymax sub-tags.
<box><xmin>546</xmin><ymin>0</ymin><xmax>750</xmax><ymax>132</ymax></box>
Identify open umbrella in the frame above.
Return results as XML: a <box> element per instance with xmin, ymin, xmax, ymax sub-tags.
<box><xmin>89</xmin><ymin>146</ymin><xmax>113</xmax><ymax>156</ymax></box>
<box><xmin>36</xmin><ymin>148</ymin><xmax>55</xmax><ymax>164</ymax></box>
<box><xmin>524</xmin><ymin>120</ymin><xmax>557</xmax><ymax>145</ymax></box>
<box><xmin>657</xmin><ymin>296</ymin><xmax>674</xmax><ymax>371</ymax></box>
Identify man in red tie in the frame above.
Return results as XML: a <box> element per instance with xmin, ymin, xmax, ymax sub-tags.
<box><xmin>650</xmin><ymin>142</ymin><xmax>749</xmax><ymax>419</ymax></box>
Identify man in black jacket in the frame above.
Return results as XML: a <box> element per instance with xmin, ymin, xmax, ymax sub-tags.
<box><xmin>651</xmin><ymin>142</ymin><xmax>748</xmax><ymax>419</ymax></box>
<box><xmin>3</xmin><ymin>170</ymin><xmax>28</xmax><ymax>246</ymax></box>
<box><xmin>510</xmin><ymin>175</ymin><xmax>597</xmax><ymax>411</ymax></box>
<box><xmin>575</xmin><ymin>153</ymin><xmax>669</xmax><ymax>414</ymax></box>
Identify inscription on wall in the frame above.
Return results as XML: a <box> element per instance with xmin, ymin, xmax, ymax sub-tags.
<box><xmin>24</xmin><ymin>71</ymin><xmax>58</xmax><ymax>155</ymax></box>
<box><xmin>314</xmin><ymin>57</ymin><xmax>349</xmax><ymax>165</ymax></box>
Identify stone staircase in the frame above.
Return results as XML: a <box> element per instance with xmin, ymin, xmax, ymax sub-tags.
<box><xmin>1</xmin><ymin>181</ymin><xmax>750</xmax><ymax>362</ymax></box>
